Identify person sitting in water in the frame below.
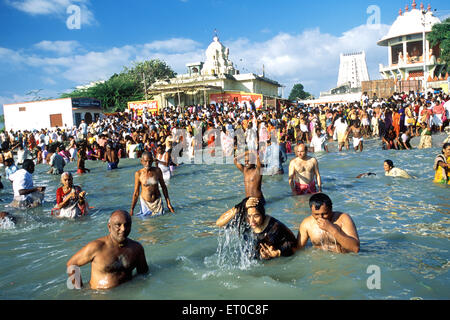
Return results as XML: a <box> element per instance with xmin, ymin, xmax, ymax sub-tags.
<box><xmin>130</xmin><ymin>151</ymin><xmax>174</xmax><ymax>217</ymax></box>
<box><xmin>66</xmin><ymin>210</ymin><xmax>149</xmax><ymax>290</ymax></box>
<box><xmin>296</xmin><ymin>193</ymin><xmax>360</xmax><ymax>254</ymax></box>
<box><xmin>216</xmin><ymin>197</ymin><xmax>297</xmax><ymax>260</ymax></box>
<box><xmin>52</xmin><ymin>172</ymin><xmax>88</xmax><ymax>219</ymax></box>
<box><xmin>433</xmin><ymin>143</ymin><xmax>450</xmax><ymax>185</ymax></box>
<box><xmin>9</xmin><ymin>159</ymin><xmax>46</xmax><ymax>208</ymax></box>
<box><xmin>288</xmin><ymin>143</ymin><xmax>322</xmax><ymax>195</ymax></box>
<box><xmin>382</xmin><ymin>127</ymin><xmax>400</xmax><ymax>150</ymax></box>
<box><xmin>383</xmin><ymin>159</ymin><xmax>413</xmax><ymax>179</ymax></box>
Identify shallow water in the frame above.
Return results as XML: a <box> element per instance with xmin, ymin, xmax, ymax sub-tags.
<box><xmin>0</xmin><ymin>134</ymin><xmax>449</xmax><ymax>300</ymax></box>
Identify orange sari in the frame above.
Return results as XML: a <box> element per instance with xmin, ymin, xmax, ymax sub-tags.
<box><xmin>392</xmin><ymin>112</ymin><xmax>400</xmax><ymax>137</ymax></box>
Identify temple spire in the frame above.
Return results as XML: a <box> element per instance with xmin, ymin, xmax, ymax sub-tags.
<box><xmin>399</xmin><ymin>8</ymin><xmax>403</xmax><ymax>16</ymax></box>
<box><xmin>405</xmin><ymin>4</ymin><xmax>409</xmax><ymax>12</ymax></box>
<box><xmin>412</xmin><ymin>0</ymin><xmax>417</xmax><ymax>9</ymax></box>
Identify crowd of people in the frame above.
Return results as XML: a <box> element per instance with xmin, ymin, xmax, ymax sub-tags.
<box><xmin>1</xmin><ymin>89</ymin><xmax>449</xmax><ymax>290</ymax></box>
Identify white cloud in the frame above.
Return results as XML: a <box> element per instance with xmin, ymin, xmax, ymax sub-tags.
<box><xmin>34</xmin><ymin>40</ymin><xmax>81</xmax><ymax>55</ymax></box>
<box><xmin>0</xmin><ymin>23</ymin><xmax>391</xmax><ymax>101</ymax></box>
<box><xmin>5</xmin><ymin>0</ymin><xmax>97</xmax><ymax>26</ymax></box>
<box><xmin>225</xmin><ymin>23</ymin><xmax>391</xmax><ymax>96</ymax></box>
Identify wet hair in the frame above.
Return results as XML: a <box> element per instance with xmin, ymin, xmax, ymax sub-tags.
<box><xmin>247</xmin><ymin>200</ymin><xmax>265</xmax><ymax>218</ymax></box>
<box><xmin>384</xmin><ymin>159</ymin><xmax>394</xmax><ymax>168</ymax></box>
<box><xmin>309</xmin><ymin>193</ymin><xmax>333</xmax><ymax>211</ymax></box>
<box><xmin>232</xmin><ymin>197</ymin><xmax>266</xmax><ymax>233</ymax></box>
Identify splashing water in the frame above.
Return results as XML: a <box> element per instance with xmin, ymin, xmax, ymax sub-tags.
<box><xmin>216</xmin><ymin>225</ymin><xmax>258</xmax><ymax>270</ymax></box>
<box><xmin>0</xmin><ymin>217</ymin><xmax>16</xmax><ymax>230</ymax></box>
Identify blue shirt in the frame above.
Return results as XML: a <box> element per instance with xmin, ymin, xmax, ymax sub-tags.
<box><xmin>6</xmin><ymin>164</ymin><xmax>18</xmax><ymax>180</ymax></box>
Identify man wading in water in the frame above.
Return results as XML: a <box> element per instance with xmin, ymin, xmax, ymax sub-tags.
<box><xmin>130</xmin><ymin>151</ymin><xmax>174</xmax><ymax>216</ymax></box>
<box><xmin>296</xmin><ymin>193</ymin><xmax>360</xmax><ymax>254</ymax></box>
<box><xmin>66</xmin><ymin>210</ymin><xmax>149</xmax><ymax>290</ymax></box>
<box><xmin>234</xmin><ymin>150</ymin><xmax>265</xmax><ymax>204</ymax></box>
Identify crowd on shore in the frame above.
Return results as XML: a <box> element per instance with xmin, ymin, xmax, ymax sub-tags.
<box><xmin>0</xmin><ymin>90</ymin><xmax>449</xmax><ymax>173</ymax></box>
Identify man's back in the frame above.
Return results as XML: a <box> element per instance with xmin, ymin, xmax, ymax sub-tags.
<box><xmin>10</xmin><ymin>169</ymin><xmax>33</xmax><ymax>199</ymax></box>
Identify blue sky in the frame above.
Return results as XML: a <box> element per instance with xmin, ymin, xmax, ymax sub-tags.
<box><xmin>1</xmin><ymin>0</ymin><xmax>449</xmax><ymax>112</ymax></box>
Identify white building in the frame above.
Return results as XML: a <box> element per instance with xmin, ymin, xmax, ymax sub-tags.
<box><xmin>337</xmin><ymin>52</ymin><xmax>370</xmax><ymax>88</ymax></box>
<box><xmin>3</xmin><ymin>97</ymin><xmax>102</xmax><ymax>132</ymax></box>
<box><xmin>377</xmin><ymin>1</ymin><xmax>445</xmax><ymax>86</ymax></box>
<box><xmin>148</xmin><ymin>36</ymin><xmax>282</xmax><ymax>109</ymax></box>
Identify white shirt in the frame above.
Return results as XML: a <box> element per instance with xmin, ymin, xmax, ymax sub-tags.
<box><xmin>10</xmin><ymin>169</ymin><xmax>34</xmax><ymax>201</ymax></box>
<box><xmin>310</xmin><ymin>134</ymin><xmax>327</xmax><ymax>153</ymax></box>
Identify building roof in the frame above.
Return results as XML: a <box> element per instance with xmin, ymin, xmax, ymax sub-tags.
<box><xmin>377</xmin><ymin>4</ymin><xmax>440</xmax><ymax>46</ymax></box>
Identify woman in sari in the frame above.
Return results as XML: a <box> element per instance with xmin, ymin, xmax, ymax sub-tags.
<box><xmin>433</xmin><ymin>143</ymin><xmax>450</xmax><ymax>185</ymax></box>
<box><xmin>52</xmin><ymin>172</ymin><xmax>88</xmax><ymax>218</ymax></box>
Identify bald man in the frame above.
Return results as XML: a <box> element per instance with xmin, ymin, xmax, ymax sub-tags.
<box><xmin>288</xmin><ymin>144</ymin><xmax>322</xmax><ymax>195</ymax></box>
<box><xmin>66</xmin><ymin>210</ymin><xmax>149</xmax><ymax>290</ymax></box>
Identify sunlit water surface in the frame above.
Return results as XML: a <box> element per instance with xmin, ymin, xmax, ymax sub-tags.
<box><xmin>0</xmin><ymin>135</ymin><xmax>448</xmax><ymax>300</ymax></box>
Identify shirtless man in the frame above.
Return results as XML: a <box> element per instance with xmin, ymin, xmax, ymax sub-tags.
<box><xmin>104</xmin><ymin>143</ymin><xmax>119</xmax><ymax>170</ymax></box>
<box><xmin>234</xmin><ymin>150</ymin><xmax>264</xmax><ymax>204</ymax></box>
<box><xmin>347</xmin><ymin>120</ymin><xmax>364</xmax><ymax>152</ymax></box>
<box><xmin>289</xmin><ymin>144</ymin><xmax>322</xmax><ymax>195</ymax></box>
<box><xmin>296</xmin><ymin>193</ymin><xmax>360</xmax><ymax>253</ymax></box>
<box><xmin>66</xmin><ymin>210</ymin><xmax>149</xmax><ymax>290</ymax></box>
<box><xmin>130</xmin><ymin>151</ymin><xmax>174</xmax><ymax>216</ymax></box>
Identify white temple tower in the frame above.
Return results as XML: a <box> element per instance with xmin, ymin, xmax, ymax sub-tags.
<box><xmin>201</xmin><ymin>36</ymin><xmax>237</xmax><ymax>76</ymax></box>
<box><xmin>337</xmin><ymin>51</ymin><xmax>370</xmax><ymax>88</ymax></box>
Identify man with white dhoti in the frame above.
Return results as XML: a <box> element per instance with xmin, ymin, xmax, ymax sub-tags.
<box><xmin>130</xmin><ymin>152</ymin><xmax>174</xmax><ymax>217</ymax></box>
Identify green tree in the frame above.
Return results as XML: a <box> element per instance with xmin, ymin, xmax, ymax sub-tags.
<box><xmin>289</xmin><ymin>83</ymin><xmax>312</xmax><ymax>101</ymax></box>
<box><xmin>428</xmin><ymin>17</ymin><xmax>450</xmax><ymax>69</ymax></box>
<box><xmin>61</xmin><ymin>59</ymin><xmax>176</xmax><ymax>112</ymax></box>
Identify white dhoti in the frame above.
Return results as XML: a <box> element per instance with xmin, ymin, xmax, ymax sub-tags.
<box><xmin>137</xmin><ymin>197</ymin><xmax>165</xmax><ymax>217</ymax></box>
<box><xmin>353</xmin><ymin>137</ymin><xmax>363</xmax><ymax>148</ymax></box>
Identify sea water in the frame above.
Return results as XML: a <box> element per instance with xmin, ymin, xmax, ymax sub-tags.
<box><xmin>0</xmin><ymin>134</ymin><xmax>448</xmax><ymax>300</ymax></box>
